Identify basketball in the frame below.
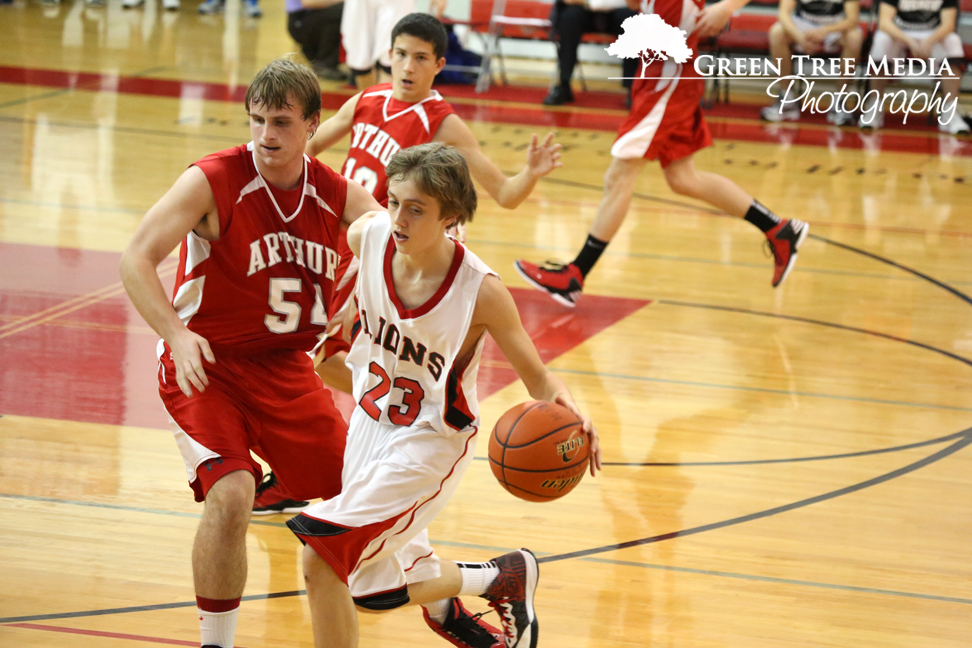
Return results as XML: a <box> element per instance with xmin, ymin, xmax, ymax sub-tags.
<box><xmin>488</xmin><ymin>401</ymin><xmax>590</xmax><ymax>502</ymax></box>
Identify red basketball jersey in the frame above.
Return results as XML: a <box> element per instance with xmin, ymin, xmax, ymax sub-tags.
<box><xmin>172</xmin><ymin>143</ymin><xmax>347</xmax><ymax>355</ymax></box>
<box><xmin>341</xmin><ymin>83</ymin><xmax>455</xmax><ymax>206</ymax></box>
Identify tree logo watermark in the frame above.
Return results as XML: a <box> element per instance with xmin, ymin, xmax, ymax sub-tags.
<box><xmin>604</xmin><ymin>14</ymin><xmax>692</xmax><ymax>78</ymax></box>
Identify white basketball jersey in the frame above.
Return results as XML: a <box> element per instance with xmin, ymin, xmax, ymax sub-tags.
<box><xmin>346</xmin><ymin>212</ymin><xmax>497</xmax><ymax>436</ymax></box>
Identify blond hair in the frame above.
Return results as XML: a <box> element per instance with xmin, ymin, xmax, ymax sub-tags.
<box><xmin>385</xmin><ymin>143</ymin><xmax>477</xmax><ymax>226</ymax></box>
<box><xmin>245</xmin><ymin>59</ymin><xmax>321</xmax><ymax>120</ymax></box>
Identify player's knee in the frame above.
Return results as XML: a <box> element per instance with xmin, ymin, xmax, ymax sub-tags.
<box><xmin>768</xmin><ymin>22</ymin><xmax>787</xmax><ymax>46</ymax></box>
<box><xmin>664</xmin><ymin>167</ymin><xmax>696</xmax><ymax>197</ymax></box>
<box><xmin>845</xmin><ymin>27</ymin><xmax>864</xmax><ymax>49</ymax></box>
<box><xmin>603</xmin><ymin>158</ymin><xmax>642</xmax><ymax>190</ymax></box>
<box><xmin>205</xmin><ymin>470</ymin><xmax>255</xmax><ymax>527</ymax></box>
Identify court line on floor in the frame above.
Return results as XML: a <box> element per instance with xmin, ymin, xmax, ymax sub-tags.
<box><xmin>537</xmin><ymin>427</ymin><xmax>972</xmax><ymax>564</ymax></box>
<box><xmin>0</xmin><ymin>261</ymin><xmax>177</xmax><ymax>341</ymax></box>
<box><xmin>656</xmin><ymin>298</ymin><xmax>972</xmax><ymax>368</ymax></box>
<box><xmin>3</xmin><ymin>623</ymin><xmax>202</xmax><ymax>646</ymax></box>
<box><xmin>0</xmin><ymin>66</ymin><xmax>169</xmax><ymax>111</ymax></box>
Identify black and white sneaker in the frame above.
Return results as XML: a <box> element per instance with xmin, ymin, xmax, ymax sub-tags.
<box><xmin>424</xmin><ymin>598</ymin><xmax>503</xmax><ymax>648</ymax></box>
<box><xmin>481</xmin><ymin>549</ymin><xmax>539</xmax><ymax>648</ymax></box>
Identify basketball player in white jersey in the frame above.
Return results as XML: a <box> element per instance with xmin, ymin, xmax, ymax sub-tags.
<box><xmin>287</xmin><ymin>143</ymin><xmax>601</xmax><ymax>648</ymax></box>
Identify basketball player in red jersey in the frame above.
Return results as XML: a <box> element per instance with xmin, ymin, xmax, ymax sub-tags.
<box><xmin>288</xmin><ymin>142</ymin><xmax>601</xmax><ymax>648</ymax></box>
<box><xmin>119</xmin><ymin>59</ymin><xmax>382</xmax><ymax>648</ymax></box>
<box><xmin>515</xmin><ymin>0</ymin><xmax>810</xmax><ymax>307</ymax></box>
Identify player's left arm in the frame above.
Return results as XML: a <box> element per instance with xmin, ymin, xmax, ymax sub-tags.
<box><xmin>475</xmin><ymin>275</ymin><xmax>601</xmax><ymax>475</ymax></box>
<box><xmin>341</xmin><ymin>176</ymin><xmax>383</xmax><ymax>228</ymax></box>
<box><xmin>436</xmin><ymin>115</ymin><xmax>561</xmax><ymax>210</ymax></box>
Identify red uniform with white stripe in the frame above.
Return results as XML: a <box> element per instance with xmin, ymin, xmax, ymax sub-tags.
<box><xmin>322</xmin><ymin>84</ymin><xmax>456</xmax><ymax>358</ymax></box>
<box><xmin>159</xmin><ymin>143</ymin><xmax>348</xmax><ymax>502</ymax></box>
<box><xmin>612</xmin><ymin>0</ymin><xmax>712</xmax><ymax>166</ymax></box>
<box><xmin>289</xmin><ymin>212</ymin><xmax>494</xmax><ymax>608</ymax></box>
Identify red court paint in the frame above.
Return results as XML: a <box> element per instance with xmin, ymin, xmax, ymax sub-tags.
<box><xmin>5</xmin><ymin>622</ymin><xmax>208</xmax><ymax>646</ymax></box>
<box><xmin>0</xmin><ymin>243</ymin><xmax>649</xmax><ymax>430</ymax></box>
<box><xmin>2</xmin><ymin>65</ymin><xmax>968</xmax><ymax>157</ymax></box>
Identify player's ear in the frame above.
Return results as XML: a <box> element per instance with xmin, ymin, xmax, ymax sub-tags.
<box><xmin>434</xmin><ymin>56</ymin><xmax>446</xmax><ymax>75</ymax></box>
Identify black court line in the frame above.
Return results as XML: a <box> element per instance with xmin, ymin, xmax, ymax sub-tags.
<box><xmin>810</xmin><ymin>233</ymin><xmax>972</xmax><ymax>306</ymax></box>
<box><xmin>657</xmin><ymin>298</ymin><xmax>972</xmax><ymax>369</ymax></box>
<box><xmin>538</xmin><ymin>427</ymin><xmax>972</xmax><ymax>564</ymax></box>
<box><xmin>0</xmin><ymin>590</ymin><xmax>305</xmax><ymax>625</ymax></box>
<box><xmin>599</xmin><ymin>429</ymin><xmax>970</xmax><ymax>467</ymax></box>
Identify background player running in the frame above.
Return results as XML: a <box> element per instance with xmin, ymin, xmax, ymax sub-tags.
<box><xmin>515</xmin><ymin>0</ymin><xmax>810</xmax><ymax>307</ymax></box>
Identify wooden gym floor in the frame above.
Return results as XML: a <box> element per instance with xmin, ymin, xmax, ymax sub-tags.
<box><xmin>1</xmin><ymin>2</ymin><xmax>971</xmax><ymax>646</ymax></box>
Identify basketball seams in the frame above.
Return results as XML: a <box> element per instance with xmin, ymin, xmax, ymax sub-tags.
<box><xmin>504</xmin><ymin>421</ymin><xmax>582</xmax><ymax>449</ymax></box>
<box><xmin>491</xmin><ymin>459</ymin><xmax>589</xmax><ymax>474</ymax></box>
<box><xmin>494</xmin><ymin>401</ymin><xmax>546</xmax><ymax>448</ymax></box>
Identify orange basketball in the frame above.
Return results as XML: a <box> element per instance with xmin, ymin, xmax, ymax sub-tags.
<box><xmin>488</xmin><ymin>401</ymin><xmax>590</xmax><ymax>502</ymax></box>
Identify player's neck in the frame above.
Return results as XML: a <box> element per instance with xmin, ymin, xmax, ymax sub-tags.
<box><xmin>255</xmin><ymin>156</ymin><xmax>304</xmax><ymax>191</ymax></box>
<box><xmin>394</xmin><ymin>234</ymin><xmax>455</xmax><ymax>282</ymax></box>
<box><xmin>391</xmin><ymin>85</ymin><xmax>434</xmax><ymax>103</ymax></box>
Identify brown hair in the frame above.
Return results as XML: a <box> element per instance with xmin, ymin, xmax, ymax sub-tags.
<box><xmin>245</xmin><ymin>59</ymin><xmax>321</xmax><ymax>120</ymax></box>
<box><xmin>386</xmin><ymin>143</ymin><xmax>477</xmax><ymax>226</ymax></box>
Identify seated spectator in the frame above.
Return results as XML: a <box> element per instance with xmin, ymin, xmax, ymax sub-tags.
<box><xmin>287</xmin><ymin>0</ymin><xmax>346</xmax><ymax>81</ymax></box>
<box><xmin>760</xmin><ymin>0</ymin><xmax>864</xmax><ymax>125</ymax></box>
<box><xmin>543</xmin><ymin>0</ymin><xmax>638</xmax><ymax>106</ymax></box>
<box><xmin>864</xmin><ymin>0</ymin><xmax>968</xmax><ymax>133</ymax></box>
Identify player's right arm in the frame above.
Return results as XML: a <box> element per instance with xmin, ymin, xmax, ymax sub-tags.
<box><xmin>306</xmin><ymin>93</ymin><xmax>362</xmax><ymax>158</ymax></box>
<box><xmin>119</xmin><ymin>166</ymin><xmax>218</xmax><ymax>398</ymax></box>
<box><xmin>346</xmin><ymin>210</ymin><xmax>382</xmax><ymax>257</ymax></box>
<box><xmin>471</xmin><ymin>275</ymin><xmax>601</xmax><ymax>476</ymax></box>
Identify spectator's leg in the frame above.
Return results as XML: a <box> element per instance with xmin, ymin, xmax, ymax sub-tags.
<box><xmin>314</xmin><ymin>3</ymin><xmax>344</xmax><ymax>71</ymax></box>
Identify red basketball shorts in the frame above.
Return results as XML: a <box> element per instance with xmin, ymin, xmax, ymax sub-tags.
<box><xmin>612</xmin><ymin>75</ymin><xmax>712</xmax><ymax>168</ymax></box>
<box><xmin>158</xmin><ymin>344</ymin><xmax>347</xmax><ymax>502</ymax></box>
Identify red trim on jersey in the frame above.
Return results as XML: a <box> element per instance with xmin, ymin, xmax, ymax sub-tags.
<box><xmin>404</xmin><ymin>550</ymin><xmax>435</xmax><ymax>572</ymax></box>
<box><xmin>358</xmin><ymin>430</ymin><xmax>477</xmax><ymax>566</ymax></box>
<box><xmin>382</xmin><ymin>236</ymin><xmax>465</xmax><ymax>319</ymax></box>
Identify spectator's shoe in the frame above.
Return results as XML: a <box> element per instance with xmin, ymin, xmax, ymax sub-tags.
<box><xmin>122</xmin><ymin>0</ymin><xmax>143</xmax><ymax>8</ymax></box>
<box><xmin>760</xmin><ymin>100</ymin><xmax>799</xmax><ymax>122</ymax></box>
<box><xmin>312</xmin><ymin>63</ymin><xmax>347</xmax><ymax>82</ymax></box>
<box><xmin>481</xmin><ymin>549</ymin><xmax>539</xmax><ymax>648</ymax></box>
<box><xmin>162</xmin><ymin>0</ymin><xmax>180</xmax><ymax>9</ymax></box>
<box><xmin>939</xmin><ymin>112</ymin><xmax>970</xmax><ymax>135</ymax></box>
<box><xmin>85</xmin><ymin>0</ymin><xmax>105</xmax><ymax>7</ymax></box>
<box><xmin>765</xmin><ymin>219</ymin><xmax>809</xmax><ymax>288</ymax></box>
<box><xmin>424</xmin><ymin>598</ymin><xmax>504</xmax><ymax>648</ymax></box>
<box><xmin>858</xmin><ymin>111</ymin><xmax>883</xmax><ymax>130</ymax></box>
<box><xmin>827</xmin><ymin>106</ymin><xmax>855</xmax><ymax>126</ymax></box>
<box><xmin>513</xmin><ymin>260</ymin><xmax>583</xmax><ymax>308</ymax></box>
<box><xmin>243</xmin><ymin>0</ymin><xmax>261</xmax><ymax>17</ymax></box>
<box><xmin>197</xmin><ymin>0</ymin><xmax>223</xmax><ymax>14</ymax></box>
<box><xmin>252</xmin><ymin>472</ymin><xmax>310</xmax><ymax>516</ymax></box>
<box><xmin>542</xmin><ymin>85</ymin><xmax>574</xmax><ymax>106</ymax></box>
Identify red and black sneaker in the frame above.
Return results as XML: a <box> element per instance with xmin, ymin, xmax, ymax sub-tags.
<box><xmin>765</xmin><ymin>219</ymin><xmax>809</xmax><ymax>287</ymax></box>
<box><xmin>424</xmin><ymin>598</ymin><xmax>504</xmax><ymax>648</ymax></box>
<box><xmin>481</xmin><ymin>549</ymin><xmax>539</xmax><ymax>648</ymax></box>
<box><xmin>513</xmin><ymin>260</ymin><xmax>583</xmax><ymax>307</ymax></box>
<box><xmin>252</xmin><ymin>472</ymin><xmax>310</xmax><ymax>516</ymax></box>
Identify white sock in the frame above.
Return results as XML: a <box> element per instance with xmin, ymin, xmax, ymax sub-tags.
<box><xmin>422</xmin><ymin>597</ymin><xmax>452</xmax><ymax>623</ymax></box>
<box><xmin>456</xmin><ymin>561</ymin><xmax>500</xmax><ymax>596</ymax></box>
<box><xmin>198</xmin><ymin>607</ymin><xmax>239</xmax><ymax>648</ymax></box>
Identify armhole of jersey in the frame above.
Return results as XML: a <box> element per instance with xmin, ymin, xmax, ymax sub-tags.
<box><xmin>191</xmin><ymin>161</ymin><xmax>230</xmax><ymax>238</ymax></box>
<box><xmin>359</xmin><ymin>211</ymin><xmax>388</xmax><ymax>261</ymax></box>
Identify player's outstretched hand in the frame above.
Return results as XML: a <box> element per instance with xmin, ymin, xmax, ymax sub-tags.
<box><xmin>694</xmin><ymin>0</ymin><xmax>734</xmax><ymax>38</ymax></box>
<box><xmin>526</xmin><ymin>132</ymin><xmax>563</xmax><ymax>178</ymax></box>
<box><xmin>553</xmin><ymin>393</ymin><xmax>602</xmax><ymax>477</ymax></box>
<box><xmin>168</xmin><ymin>328</ymin><xmax>216</xmax><ymax>398</ymax></box>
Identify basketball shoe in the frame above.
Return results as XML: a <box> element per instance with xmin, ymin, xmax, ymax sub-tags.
<box><xmin>424</xmin><ymin>598</ymin><xmax>503</xmax><ymax>648</ymax></box>
<box><xmin>513</xmin><ymin>260</ymin><xmax>583</xmax><ymax>308</ymax></box>
<box><xmin>481</xmin><ymin>549</ymin><xmax>539</xmax><ymax>648</ymax></box>
<box><xmin>252</xmin><ymin>472</ymin><xmax>310</xmax><ymax>515</ymax></box>
<box><xmin>765</xmin><ymin>219</ymin><xmax>809</xmax><ymax>287</ymax></box>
